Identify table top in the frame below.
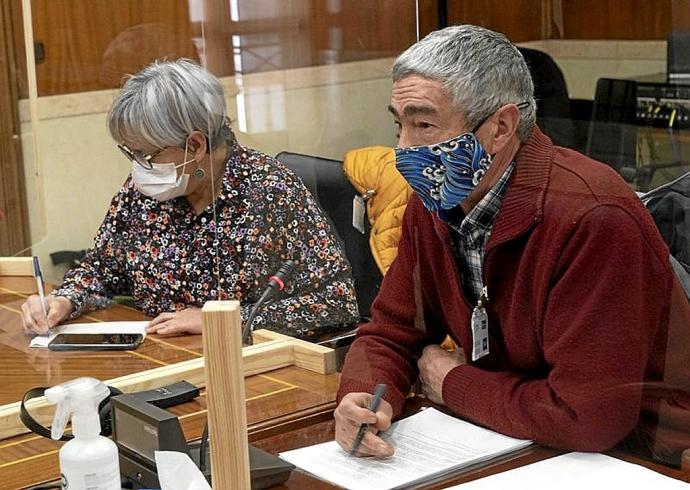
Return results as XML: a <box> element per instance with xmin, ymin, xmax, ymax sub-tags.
<box><xmin>2</xmin><ymin>276</ymin><xmax>688</xmax><ymax>489</ymax></box>
<box><xmin>0</xmin><ymin>277</ymin><xmax>339</xmax><ymax>488</ymax></box>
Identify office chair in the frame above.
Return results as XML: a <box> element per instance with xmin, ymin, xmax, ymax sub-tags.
<box><xmin>275</xmin><ymin>152</ymin><xmax>383</xmax><ymax>320</ymax></box>
<box><xmin>586</xmin><ymin>78</ymin><xmax>639</xmax><ymax>180</ymax></box>
<box><xmin>518</xmin><ymin>47</ymin><xmax>577</xmax><ymax>149</ymax></box>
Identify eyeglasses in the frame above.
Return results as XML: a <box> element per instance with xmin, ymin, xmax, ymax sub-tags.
<box><xmin>117</xmin><ymin>144</ymin><xmax>166</xmax><ymax>170</ymax></box>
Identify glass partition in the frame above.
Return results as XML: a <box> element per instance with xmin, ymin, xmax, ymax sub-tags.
<box><xmin>1</xmin><ymin>0</ymin><xmax>688</xmax><ymax>468</ymax></box>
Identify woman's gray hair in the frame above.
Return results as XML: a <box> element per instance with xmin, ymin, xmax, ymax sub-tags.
<box><xmin>392</xmin><ymin>25</ymin><xmax>536</xmax><ymax>141</ymax></box>
<box><xmin>108</xmin><ymin>59</ymin><xmax>232</xmax><ymax>149</ymax></box>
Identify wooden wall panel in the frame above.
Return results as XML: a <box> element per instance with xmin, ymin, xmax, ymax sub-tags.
<box><xmin>31</xmin><ymin>0</ymin><xmax>198</xmax><ymax>96</ymax></box>
<box><xmin>308</xmin><ymin>0</ymin><xmax>418</xmax><ymax>65</ymax></box>
<box><xmin>562</xmin><ymin>0</ymin><xmax>672</xmax><ymax>40</ymax></box>
<box><xmin>10</xmin><ymin>1</ymin><xmax>689</xmax><ymax>98</ymax></box>
<box><xmin>0</xmin><ymin>0</ymin><xmax>30</xmax><ymax>256</ymax></box>
<box><xmin>445</xmin><ymin>0</ymin><xmax>545</xmax><ymax>42</ymax></box>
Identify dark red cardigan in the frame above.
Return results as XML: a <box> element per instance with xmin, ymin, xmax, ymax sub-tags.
<box><xmin>338</xmin><ymin>128</ymin><xmax>690</xmax><ymax>459</ymax></box>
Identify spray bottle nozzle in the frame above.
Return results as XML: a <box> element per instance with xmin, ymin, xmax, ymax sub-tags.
<box><xmin>45</xmin><ymin>377</ymin><xmax>111</xmax><ymax>441</ymax></box>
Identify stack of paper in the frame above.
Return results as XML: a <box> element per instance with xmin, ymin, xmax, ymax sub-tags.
<box><xmin>448</xmin><ymin>452</ymin><xmax>688</xmax><ymax>489</ymax></box>
<box><xmin>279</xmin><ymin>408</ymin><xmax>532</xmax><ymax>490</ymax></box>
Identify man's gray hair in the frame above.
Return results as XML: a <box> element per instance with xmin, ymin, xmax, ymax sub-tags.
<box><xmin>392</xmin><ymin>25</ymin><xmax>536</xmax><ymax>141</ymax></box>
<box><xmin>108</xmin><ymin>59</ymin><xmax>231</xmax><ymax>149</ymax></box>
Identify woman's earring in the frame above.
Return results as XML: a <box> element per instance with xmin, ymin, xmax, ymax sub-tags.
<box><xmin>194</xmin><ymin>168</ymin><xmax>206</xmax><ymax>180</ymax></box>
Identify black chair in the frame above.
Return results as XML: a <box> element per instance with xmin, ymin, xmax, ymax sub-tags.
<box><xmin>275</xmin><ymin>151</ymin><xmax>382</xmax><ymax>320</ymax></box>
<box><xmin>518</xmin><ymin>47</ymin><xmax>577</xmax><ymax>150</ymax></box>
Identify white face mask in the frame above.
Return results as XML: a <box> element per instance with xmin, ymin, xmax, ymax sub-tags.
<box><xmin>131</xmin><ymin>145</ymin><xmax>195</xmax><ymax>202</ymax></box>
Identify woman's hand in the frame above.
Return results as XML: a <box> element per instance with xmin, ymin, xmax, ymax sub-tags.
<box><xmin>146</xmin><ymin>308</ymin><xmax>202</xmax><ymax>336</ymax></box>
<box><xmin>21</xmin><ymin>295</ymin><xmax>73</xmax><ymax>335</ymax></box>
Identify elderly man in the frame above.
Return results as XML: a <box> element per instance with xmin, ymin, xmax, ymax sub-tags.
<box><xmin>335</xmin><ymin>25</ymin><xmax>689</xmax><ymax>465</ymax></box>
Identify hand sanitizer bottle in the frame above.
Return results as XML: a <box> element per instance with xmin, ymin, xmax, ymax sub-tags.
<box><xmin>46</xmin><ymin>377</ymin><xmax>121</xmax><ymax>490</ymax></box>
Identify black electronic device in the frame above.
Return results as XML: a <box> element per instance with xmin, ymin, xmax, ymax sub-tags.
<box><xmin>667</xmin><ymin>31</ymin><xmax>690</xmax><ymax>85</ymax></box>
<box><xmin>48</xmin><ymin>333</ymin><xmax>144</xmax><ymax>351</ymax></box>
<box><xmin>587</xmin><ymin>78</ymin><xmax>690</xmax><ymax>191</ymax></box>
<box><xmin>111</xmin><ymin>392</ymin><xmax>294</xmax><ymax>489</ymax></box>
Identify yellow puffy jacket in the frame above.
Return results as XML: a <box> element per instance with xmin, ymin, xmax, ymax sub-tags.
<box><xmin>343</xmin><ymin>147</ymin><xmax>413</xmax><ymax>275</ymax></box>
<box><xmin>343</xmin><ymin>146</ymin><xmax>458</xmax><ymax>351</ymax></box>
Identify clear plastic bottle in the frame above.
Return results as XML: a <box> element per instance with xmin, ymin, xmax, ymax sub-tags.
<box><xmin>46</xmin><ymin>377</ymin><xmax>121</xmax><ymax>490</ymax></box>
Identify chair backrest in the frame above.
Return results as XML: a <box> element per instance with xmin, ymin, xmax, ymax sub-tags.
<box><xmin>586</xmin><ymin>78</ymin><xmax>638</xmax><ymax>178</ymax></box>
<box><xmin>518</xmin><ymin>47</ymin><xmax>576</xmax><ymax>149</ymax></box>
<box><xmin>275</xmin><ymin>151</ymin><xmax>382</xmax><ymax>318</ymax></box>
<box><xmin>641</xmin><ymin>171</ymin><xmax>690</xmax><ymax>298</ymax></box>
<box><xmin>0</xmin><ymin>257</ymin><xmax>33</xmax><ymax>276</ymax></box>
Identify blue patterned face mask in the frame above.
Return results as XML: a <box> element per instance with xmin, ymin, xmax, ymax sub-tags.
<box><xmin>395</xmin><ymin>132</ymin><xmax>492</xmax><ymax>215</ymax></box>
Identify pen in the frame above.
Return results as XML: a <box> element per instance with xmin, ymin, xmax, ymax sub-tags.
<box><xmin>33</xmin><ymin>256</ymin><xmax>48</xmax><ymax>320</ymax></box>
<box><xmin>350</xmin><ymin>383</ymin><xmax>387</xmax><ymax>456</ymax></box>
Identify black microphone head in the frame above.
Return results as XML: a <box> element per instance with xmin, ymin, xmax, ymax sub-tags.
<box><xmin>268</xmin><ymin>259</ymin><xmax>296</xmax><ymax>291</ymax></box>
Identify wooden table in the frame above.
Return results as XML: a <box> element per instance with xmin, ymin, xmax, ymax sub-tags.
<box><xmin>0</xmin><ymin>277</ymin><xmax>339</xmax><ymax>489</ymax></box>
<box><xmin>2</xmin><ymin>276</ymin><xmax>688</xmax><ymax>489</ymax></box>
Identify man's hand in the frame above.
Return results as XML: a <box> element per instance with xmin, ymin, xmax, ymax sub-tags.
<box><xmin>146</xmin><ymin>308</ymin><xmax>202</xmax><ymax>336</ymax></box>
<box><xmin>417</xmin><ymin>344</ymin><xmax>466</xmax><ymax>405</ymax></box>
<box><xmin>334</xmin><ymin>392</ymin><xmax>394</xmax><ymax>457</ymax></box>
<box><xmin>21</xmin><ymin>295</ymin><xmax>73</xmax><ymax>335</ymax></box>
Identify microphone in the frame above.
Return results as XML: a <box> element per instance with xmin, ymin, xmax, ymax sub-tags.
<box><xmin>241</xmin><ymin>260</ymin><xmax>296</xmax><ymax>345</ymax></box>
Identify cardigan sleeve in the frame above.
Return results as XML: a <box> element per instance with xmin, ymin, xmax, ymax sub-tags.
<box><xmin>337</xmin><ymin>198</ymin><xmax>445</xmax><ymax>416</ymax></box>
<box><xmin>441</xmin><ymin>204</ymin><xmax>672</xmax><ymax>451</ymax></box>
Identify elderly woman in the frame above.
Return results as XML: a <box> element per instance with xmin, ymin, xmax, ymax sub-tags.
<box><xmin>22</xmin><ymin>60</ymin><xmax>359</xmax><ymax>340</ymax></box>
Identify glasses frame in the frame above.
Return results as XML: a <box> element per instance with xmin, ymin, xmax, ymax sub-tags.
<box><xmin>117</xmin><ymin>144</ymin><xmax>166</xmax><ymax>170</ymax></box>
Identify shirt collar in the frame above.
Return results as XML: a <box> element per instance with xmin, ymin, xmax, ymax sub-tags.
<box><xmin>454</xmin><ymin>161</ymin><xmax>515</xmax><ymax>246</ymax></box>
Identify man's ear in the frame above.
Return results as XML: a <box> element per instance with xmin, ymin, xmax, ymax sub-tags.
<box><xmin>187</xmin><ymin>131</ymin><xmax>208</xmax><ymax>160</ymax></box>
<box><xmin>481</xmin><ymin>104</ymin><xmax>520</xmax><ymax>154</ymax></box>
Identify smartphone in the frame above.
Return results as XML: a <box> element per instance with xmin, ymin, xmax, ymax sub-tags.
<box><xmin>48</xmin><ymin>333</ymin><xmax>144</xmax><ymax>351</ymax></box>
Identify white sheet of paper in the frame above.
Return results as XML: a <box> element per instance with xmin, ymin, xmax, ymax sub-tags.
<box><xmin>448</xmin><ymin>452</ymin><xmax>688</xmax><ymax>489</ymax></box>
<box><xmin>279</xmin><ymin>408</ymin><xmax>532</xmax><ymax>490</ymax></box>
<box><xmin>29</xmin><ymin>321</ymin><xmax>148</xmax><ymax>348</ymax></box>
<box><xmin>155</xmin><ymin>451</ymin><xmax>211</xmax><ymax>490</ymax></box>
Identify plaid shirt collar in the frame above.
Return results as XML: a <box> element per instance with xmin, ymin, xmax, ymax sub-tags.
<box><xmin>449</xmin><ymin>161</ymin><xmax>515</xmax><ymax>243</ymax></box>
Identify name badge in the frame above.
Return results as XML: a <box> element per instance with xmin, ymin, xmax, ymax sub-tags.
<box><xmin>352</xmin><ymin>195</ymin><xmax>366</xmax><ymax>234</ymax></box>
<box><xmin>471</xmin><ymin>291</ymin><xmax>489</xmax><ymax>361</ymax></box>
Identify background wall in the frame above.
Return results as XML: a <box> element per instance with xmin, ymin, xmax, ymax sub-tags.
<box><xmin>20</xmin><ymin>36</ymin><xmax>669</xmax><ymax>282</ymax></box>
<box><xmin>19</xmin><ymin>58</ymin><xmax>397</xmax><ymax>282</ymax></box>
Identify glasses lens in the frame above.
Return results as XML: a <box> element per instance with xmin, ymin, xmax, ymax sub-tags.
<box><xmin>117</xmin><ymin>144</ymin><xmax>153</xmax><ymax>169</ymax></box>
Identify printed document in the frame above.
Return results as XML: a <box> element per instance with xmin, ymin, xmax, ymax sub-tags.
<box><xmin>448</xmin><ymin>452</ymin><xmax>688</xmax><ymax>489</ymax></box>
<box><xmin>279</xmin><ymin>407</ymin><xmax>532</xmax><ymax>490</ymax></box>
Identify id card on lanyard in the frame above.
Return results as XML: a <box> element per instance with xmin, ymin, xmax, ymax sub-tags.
<box><xmin>471</xmin><ymin>286</ymin><xmax>490</xmax><ymax>361</ymax></box>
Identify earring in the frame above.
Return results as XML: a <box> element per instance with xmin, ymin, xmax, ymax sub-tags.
<box><xmin>194</xmin><ymin>168</ymin><xmax>206</xmax><ymax>180</ymax></box>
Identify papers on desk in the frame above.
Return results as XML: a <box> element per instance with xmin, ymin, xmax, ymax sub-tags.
<box><xmin>448</xmin><ymin>452</ymin><xmax>689</xmax><ymax>489</ymax></box>
<box><xmin>279</xmin><ymin>407</ymin><xmax>532</xmax><ymax>490</ymax></box>
<box><xmin>29</xmin><ymin>321</ymin><xmax>148</xmax><ymax>348</ymax></box>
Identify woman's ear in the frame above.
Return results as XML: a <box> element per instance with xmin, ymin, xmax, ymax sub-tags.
<box><xmin>187</xmin><ymin>131</ymin><xmax>208</xmax><ymax>160</ymax></box>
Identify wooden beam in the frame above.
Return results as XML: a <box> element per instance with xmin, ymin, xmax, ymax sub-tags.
<box><xmin>0</xmin><ymin>327</ymin><xmax>334</xmax><ymax>440</ymax></box>
<box><xmin>253</xmin><ymin>329</ymin><xmax>336</xmax><ymax>374</ymax></box>
<box><xmin>0</xmin><ymin>0</ymin><xmax>30</xmax><ymax>256</ymax></box>
<box><xmin>0</xmin><ymin>256</ymin><xmax>33</xmax><ymax>276</ymax></box>
<box><xmin>202</xmin><ymin>300</ymin><xmax>251</xmax><ymax>489</ymax></box>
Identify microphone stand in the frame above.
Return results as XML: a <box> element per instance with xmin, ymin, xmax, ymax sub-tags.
<box><xmin>241</xmin><ymin>260</ymin><xmax>296</xmax><ymax>346</ymax></box>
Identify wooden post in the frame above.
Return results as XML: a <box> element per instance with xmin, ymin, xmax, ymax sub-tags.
<box><xmin>0</xmin><ymin>257</ymin><xmax>33</xmax><ymax>276</ymax></box>
<box><xmin>202</xmin><ymin>300</ymin><xmax>251</xmax><ymax>489</ymax></box>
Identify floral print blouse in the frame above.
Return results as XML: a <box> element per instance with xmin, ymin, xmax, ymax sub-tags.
<box><xmin>52</xmin><ymin>142</ymin><xmax>359</xmax><ymax>340</ymax></box>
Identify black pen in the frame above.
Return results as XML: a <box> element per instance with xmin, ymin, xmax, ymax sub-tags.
<box><xmin>350</xmin><ymin>383</ymin><xmax>387</xmax><ymax>456</ymax></box>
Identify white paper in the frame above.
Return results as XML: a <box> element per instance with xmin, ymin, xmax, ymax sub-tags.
<box><xmin>155</xmin><ymin>451</ymin><xmax>212</xmax><ymax>490</ymax></box>
<box><xmin>448</xmin><ymin>452</ymin><xmax>689</xmax><ymax>489</ymax></box>
<box><xmin>30</xmin><ymin>321</ymin><xmax>148</xmax><ymax>348</ymax></box>
<box><xmin>279</xmin><ymin>408</ymin><xmax>532</xmax><ymax>490</ymax></box>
